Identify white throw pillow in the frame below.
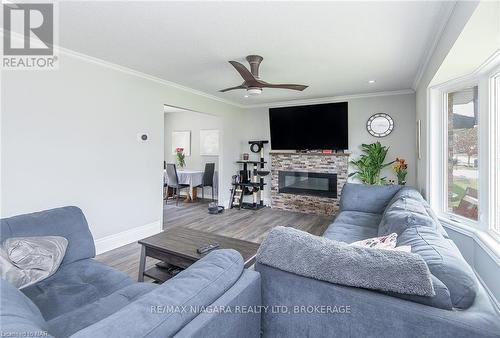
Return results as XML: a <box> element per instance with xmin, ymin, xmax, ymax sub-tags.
<box><xmin>350</xmin><ymin>233</ymin><xmax>411</xmax><ymax>252</ymax></box>
<box><xmin>0</xmin><ymin>236</ymin><xmax>68</xmax><ymax>289</ymax></box>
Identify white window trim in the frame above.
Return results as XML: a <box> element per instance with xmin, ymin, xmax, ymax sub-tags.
<box><xmin>427</xmin><ymin>52</ymin><xmax>500</xmax><ymax>246</ymax></box>
<box><xmin>489</xmin><ymin>71</ymin><xmax>500</xmax><ymax>238</ymax></box>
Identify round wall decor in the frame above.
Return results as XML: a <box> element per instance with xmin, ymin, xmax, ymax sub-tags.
<box><xmin>366</xmin><ymin>113</ymin><xmax>394</xmax><ymax>137</ymax></box>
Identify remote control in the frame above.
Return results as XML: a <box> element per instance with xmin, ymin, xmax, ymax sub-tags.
<box><xmin>197</xmin><ymin>243</ymin><xmax>220</xmax><ymax>254</ymax></box>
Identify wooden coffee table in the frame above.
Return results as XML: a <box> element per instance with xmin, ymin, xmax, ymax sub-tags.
<box><xmin>138</xmin><ymin>227</ymin><xmax>260</xmax><ymax>283</ymax></box>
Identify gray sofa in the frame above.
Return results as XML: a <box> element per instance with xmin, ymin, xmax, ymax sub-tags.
<box><xmin>256</xmin><ymin>183</ymin><xmax>500</xmax><ymax>338</ymax></box>
<box><xmin>0</xmin><ymin>206</ymin><xmax>261</xmax><ymax>338</ymax></box>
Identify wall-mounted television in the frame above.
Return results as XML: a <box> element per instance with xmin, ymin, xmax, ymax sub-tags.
<box><xmin>269</xmin><ymin>102</ymin><xmax>348</xmax><ymax>150</ymax></box>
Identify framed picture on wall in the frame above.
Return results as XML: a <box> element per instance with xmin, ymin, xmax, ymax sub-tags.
<box><xmin>200</xmin><ymin>129</ymin><xmax>219</xmax><ymax>156</ymax></box>
<box><xmin>172</xmin><ymin>130</ymin><xmax>191</xmax><ymax>156</ymax></box>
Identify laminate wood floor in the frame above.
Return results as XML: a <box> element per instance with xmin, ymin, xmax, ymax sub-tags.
<box><xmin>96</xmin><ymin>199</ymin><xmax>332</xmax><ymax>280</ymax></box>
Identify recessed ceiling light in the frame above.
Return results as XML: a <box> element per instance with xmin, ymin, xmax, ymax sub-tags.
<box><xmin>244</xmin><ymin>94</ymin><xmax>249</xmax><ymax>98</ymax></box>
<box><xmin>368</xmin><ymin>80</ymin><xmax>376</xmax><ymax>84</ymax></box>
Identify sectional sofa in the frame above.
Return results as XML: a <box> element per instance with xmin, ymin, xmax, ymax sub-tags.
<box><xmin>0</xmin><ymin>207</ymin><xmax>261</xmax><ymax>338</ymax></box>
<box><xmin>256</xmin><ymin>183</ymin><xmax>500</xmax><ymax>338</ymax></box>
<box><xmin>2</xmin><ymin>185</ymin><xmax>499</xmax><ymax>338</ymax></box>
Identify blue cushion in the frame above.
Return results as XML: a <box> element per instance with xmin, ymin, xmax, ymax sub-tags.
<box><xmin>339</xmin><ymin>183</ymin><xmax>402</xmax><ymax>214</ymax></box>
<box><xmin>378</xmin><ymin>188</ymin><xmax>477</xmax><ymax>309</ymax></box>
<box><xmin>334</xmin><ymin>211</ymin><xmax>382</xmax><ymax>229</ymax></box>
<box><xmin>48</xmin><ymin>283</ymin><xmax>157</xmax><ymax>337</ymax></box>
<box><xmin>378</xmin><ymin>188</ymin><xmax>448</xmax><ymax>238</ymax></box>
<box><xmin>398</xmin><ymin>227</ymin><xmax>477</xmax><ymax>309</ymax></box>
<box><xmin>0</xmin><ymin>279</ymin><xmax>52</xmax><ymax>337</ymax></box>
<box><xmin>22</xmin><ymin>258</ymin><xmax>133</xmax><ymax>320</ymax></box>
<box><xmin>0</xmin><ymin>206</ymin><xmax>95</xmax><ymax>266</ymax></box>
<box><xmin>385</xmin><ymin>274</ymin><xmax>453</xmax><ymax>310</ymax></box>
<box><xmin>323</xmin><ymin>222</ymin><xmax>378</xmax><ymax>243</ymax></box>
<box><xmin>69</xmin><ymin>249</ymin><xmax>244</xmax><ymax>338</ymax></box>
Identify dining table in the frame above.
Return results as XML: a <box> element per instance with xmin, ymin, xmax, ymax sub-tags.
<box><xmin>164</xmin><ymin>169</ymin><xmax>204</xmax><ymax>202</ymax></box>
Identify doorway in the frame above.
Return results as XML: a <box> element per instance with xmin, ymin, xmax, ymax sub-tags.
<box><xmin>162</xmin><ymin>104</ymin><xmax>222</xmax><ymax>228</ymax></box>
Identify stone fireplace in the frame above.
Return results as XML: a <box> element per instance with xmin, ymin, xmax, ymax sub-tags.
<box><xmin>270</xmin><ymin>152</ymin><xmax>349</xmax><ymax>215</ymax></box>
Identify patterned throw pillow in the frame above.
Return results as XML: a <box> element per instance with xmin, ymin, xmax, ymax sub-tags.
<box><xmin>350</xmin><ymin>233</ymin><xmax>411</xmax><ymax>252</ymax></box>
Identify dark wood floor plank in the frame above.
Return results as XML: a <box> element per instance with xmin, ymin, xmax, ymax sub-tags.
<box><xmin>97</xmin><ymin>199</ymin><xmax>332</xmax><ymax>279</ymax></box>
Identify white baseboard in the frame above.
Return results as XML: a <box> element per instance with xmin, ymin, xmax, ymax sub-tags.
<box><xmin>95</xmin><ymin>220</ymin><xmax>162</xmax><ymax>255</ymax></box>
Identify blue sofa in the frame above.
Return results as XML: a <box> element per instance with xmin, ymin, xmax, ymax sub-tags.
<box><xmin>0</xmin><ymin>206</ymin><xmax>261</xmax><ymax>338</ymax></box>
<box><xmin>256</xmin><ymin>183</ymin><xmax>500</xmax><ymax>338</ymax></box>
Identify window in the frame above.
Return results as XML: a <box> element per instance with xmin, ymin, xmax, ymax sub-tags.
<box><xmin>447</xmin><ymin>87</ymin><xmax>479</xmax><ymax>221</ymax></box>
<box><xmin>428</xmin><ymin>57</ymin><xmax>499</xmax><ymax>239</ymax></box>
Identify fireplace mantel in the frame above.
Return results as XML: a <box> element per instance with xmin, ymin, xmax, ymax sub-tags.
<box><xmin>270</xmin><ymin>151</ymin><xmax>349</xmax><ymax>215</ymax></box>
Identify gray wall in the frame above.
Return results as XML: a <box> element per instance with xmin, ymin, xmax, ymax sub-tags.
<box><xmin>242</xmin><ymin>92</ymin><xmax>417</xmax><ymax>204</ymax></box>
<box><xmin>415</xmin><ymin>1</ymin><xmax>479</xmax><ymax>195</ymax></box>
<box><xmin>347</xmin><ymin>93</ymin><xmax>417</xmax><ymax>186</ymax></box>
<box><xmin>1</xmin><ymin>50</ymin><xmax>246</xmax><ymax>247</ymax></box>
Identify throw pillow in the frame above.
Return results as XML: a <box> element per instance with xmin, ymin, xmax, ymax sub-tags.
<box><xmin>350</xmin><ymin>233</ymin><xmax>397</xmax><ymax>249</ymax></box>
<box><xmin>1</xmin><ymin>236</ymin><xmax>68</xmax><ymax>289</ymax></box>
<box><xmin>350</xmin><ymin>233</ymin><xmax>411</xmax><ymax>252</ymax></box>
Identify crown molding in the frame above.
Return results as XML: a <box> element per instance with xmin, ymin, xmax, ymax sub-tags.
<box><xmin>412</xmin><ymin>1</ymin><xmax>457</xmax><ymax>90</ymax></box>
<box><xmin>56</xmin><ymin>47</ymin><xmax>417</xmax><ymax>110</ymax></box>
<box><xmin>3</xmin><ymin>31</ymin><xmax>416</xmax><ymax>110</ymax></box>
<box><xmin>57</xmin><ymin>46</ymin><xmax>248</xmax><ymax>109</ymax></box>
<box><xmin>2</xmin><ymin>29</ymin><xmax>246</xmax><ymax>108</ymax></box>
<box><xmin>243</xmin><ymin>89</ymin><xmax>415</xmax><ymax>109</ymax></box>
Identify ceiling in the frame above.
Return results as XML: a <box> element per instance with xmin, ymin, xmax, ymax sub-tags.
<box><xmin>432</xmin><ymin>1</ymin><xmax>499</xmax><ymax>86</ymax></box>
<box><xmin>59</xmin><ymin>1</ymin><xmax>452</xmax><ymax>107</ymax></box>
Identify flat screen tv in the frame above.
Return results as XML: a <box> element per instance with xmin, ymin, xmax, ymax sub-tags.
<box><xmin>269</xmin><ymin>102</ymin><xmax>348</xmax><ymax>150</ymax></box>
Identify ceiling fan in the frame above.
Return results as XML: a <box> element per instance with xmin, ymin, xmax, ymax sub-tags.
<box><xmin>219</xmin><ymin>55</ymin><xmax>308</xmax><ymax>96</ymax></box>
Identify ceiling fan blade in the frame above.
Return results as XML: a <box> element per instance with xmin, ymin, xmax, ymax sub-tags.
<box><xmin>219</xmin><ymin>85</ymin><xmax>246</xmax><ymax>92</ymax></box>
<box><xmin>228</xmin><ymin>61</ymin><xmax>258</xmax><ymax>83</ymax></box>
<box><xmin>259</xmin><ymin>82</ymin><xmax>308</xmax><ymax>91</ymax></box>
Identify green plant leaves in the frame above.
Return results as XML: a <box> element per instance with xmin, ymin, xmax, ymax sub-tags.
<box><xmin>349</xmin><ymin>142</ymin><xmax>394</xmax><ymax>185</ymax></box>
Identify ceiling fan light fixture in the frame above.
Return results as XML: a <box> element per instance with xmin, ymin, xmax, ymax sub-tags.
<box><xmin>247</xmin><ymin>87</ymin><xmax>262</xmax><ymax>96</ymax></box>
<box><xmin>219</xmin><ymin>55</ymin><xmax>308</xmax><ymax>93</ymax></box>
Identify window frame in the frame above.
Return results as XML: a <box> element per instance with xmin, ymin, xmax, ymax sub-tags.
<box><xmin>490</xmin><ymin>71</ymin><xmax>500</xmax><ymax>237</ymax></box>
<box><xmin>442</xmin><ymin>80</ymin><xmax>480</xmax><ymax>228</ymax></box>
<box><xmin>428</xmin><ymin>55</ymin><xmax>500</xmax><ymax>239</ymax></box>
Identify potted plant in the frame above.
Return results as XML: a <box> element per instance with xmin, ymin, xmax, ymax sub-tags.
<box><xmin>175</xmin><ymin>148</ymin><xmax>186</xmax><ymax>168</ymax></box>
<box><xmin>349</xmin><ymin>142</ymin><xmax>394</xmax><ymax>185</ymax></box>
<box><xmin>393</xmin><ymin>158</ymin><xmax>408</xmax><ymax>185</ymax></box>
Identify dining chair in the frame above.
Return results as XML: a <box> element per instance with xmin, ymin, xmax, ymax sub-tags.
<box><xmin>165</xmin><ymin>163</ymin><xmax>190</xmax><ymax>206</ymax></box>
<box><xmin>196</xmin><ymin>162</ymin><xmax>216</xmax><ymax>201</ymax></box>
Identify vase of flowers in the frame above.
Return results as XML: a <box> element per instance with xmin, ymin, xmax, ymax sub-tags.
<box><xmin>175</xmin><ymin>148</ymin><xmax>186</xmax><ymax>168</ymax></box>
<box><xmin>393</xmin><ymin>158</ymin><xmax>408</xmax><ymax>185</ymax></box>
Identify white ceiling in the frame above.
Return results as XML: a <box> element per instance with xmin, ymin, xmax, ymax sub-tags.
<box><xmin>59</xmin><ymin>1</ymin><xmax>451</xmax><ymax>107</ymax></box>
